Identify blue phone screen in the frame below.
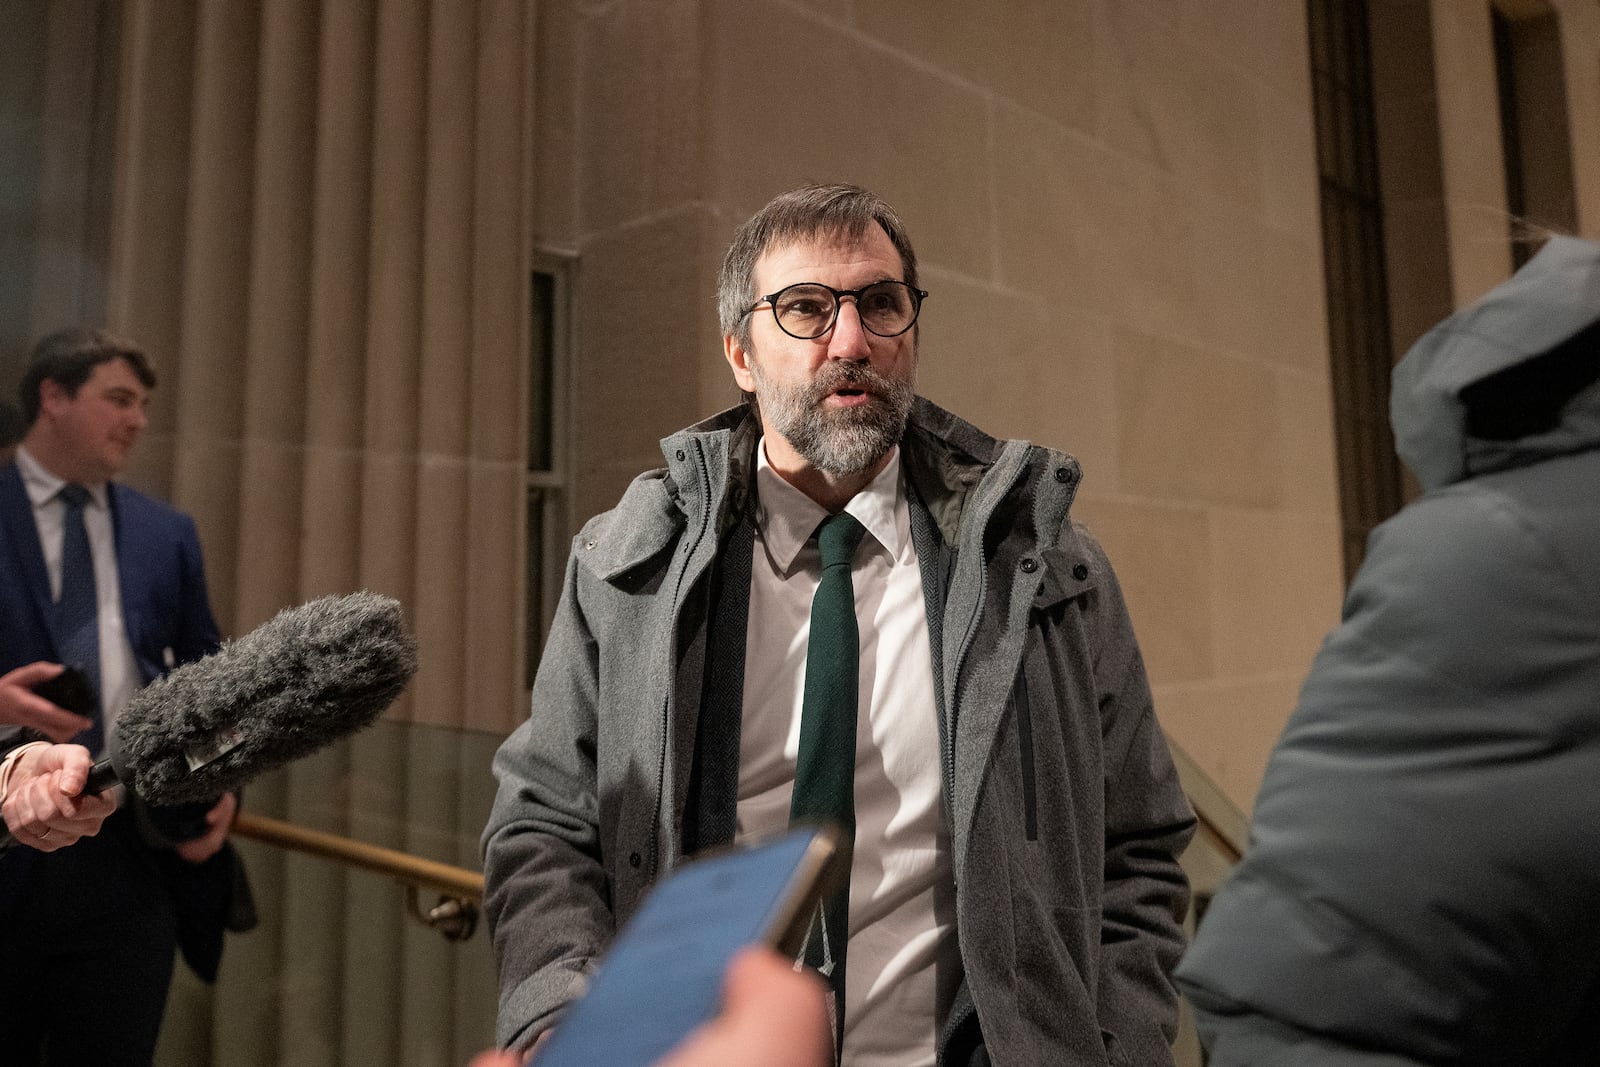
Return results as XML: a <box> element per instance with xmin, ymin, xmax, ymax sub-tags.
<box><xmin>533</xmin><ymin>828</ymin><xmax>822</xmax><ymax>1067</ymax></box>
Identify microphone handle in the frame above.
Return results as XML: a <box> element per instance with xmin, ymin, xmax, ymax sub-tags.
<box><xmin>84</xmin><ymin>757</ymin><xmax>121</xmax><ymax>796</ymax></box>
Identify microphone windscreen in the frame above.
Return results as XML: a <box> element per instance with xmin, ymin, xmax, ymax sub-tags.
<box><xmin>113</xmin><ymin>591</ymin><xmax>419</xmax><ymax>805</ymax></box>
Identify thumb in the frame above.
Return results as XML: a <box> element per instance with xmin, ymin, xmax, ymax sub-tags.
<box><xmin>54</xmin><ymin>745</ymin><xmax>93</xmax><ymax>795</ymax></box>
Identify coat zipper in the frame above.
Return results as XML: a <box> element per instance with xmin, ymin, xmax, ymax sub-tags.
<box><xmin>647</xmin><ymin>439</ymin><xmax>715</xmax><ymax>884</ymax></box>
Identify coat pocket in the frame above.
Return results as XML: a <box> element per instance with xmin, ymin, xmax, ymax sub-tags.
<box><xmin>1011</xmin><ymin>668</ymin><xmax>1037</xmax><ymax>841</ymax></box>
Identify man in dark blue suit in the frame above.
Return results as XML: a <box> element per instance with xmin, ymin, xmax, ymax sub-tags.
<box><xmin>0</xmin><ymin>328</ymin><xmax>249</xmax><ymax>1066</ymax></box>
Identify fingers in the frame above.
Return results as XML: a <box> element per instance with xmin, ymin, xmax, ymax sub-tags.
<box><xmin>0</xmin><ymin>661</ymin><xmax>66</xmax><ymax>689</ymax></box>
<box><xmin>657</xmin><ymin>948</ymin><xmax>832</xmax><ymax>1067</ymax></box>
<box><xmin>464</xmin><ymin>1052</ymin><xmax>523</xmax><ymax>1067</ymax></box>
<box><xmin>719</xmin><ymin>948</ymin><xmax>831</xmax><ymax>1046</ymax></box>
<box><xmin>28</xmin><ymin>704</ymin><xmax>96</xmax><ymax>744</ymax></box>
<box><xmin>207</xmin><ymin>790</ymin><xmax>239</xmax><ymax>825</ymax></box>
<box><xmin>2</xmin><ymin>767</ymin><xmax>115</xmax><ymax>851</ymax></box>
<box><xmin>175</xmin><ymin>793</ymin><xmax>236</xmax><ymax>864</ymax></box>
<box><xmin>721</xmin><ymin>947</ymin><xmax>821</xmax><ymax>1002</ymax></box>
<box><xmin>19</xmin><ymin>742</ymin><xmax>95</xmax><ymax>789</ymax></box>
<box><xmin>0</xmin><ymin>664</ymin><xmax>94</xmax><ymax>742</ymax></box>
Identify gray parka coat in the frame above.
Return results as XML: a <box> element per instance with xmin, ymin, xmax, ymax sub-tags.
<box><xmin>483</xmin><ymin>397</ymin><xmax>1194</xmax><ymax>1065</ymax></box>
<box><xmin>1176</xmin><ymin>236</ymin><xmax>1600</xmax><ymax>1064</ymax></box>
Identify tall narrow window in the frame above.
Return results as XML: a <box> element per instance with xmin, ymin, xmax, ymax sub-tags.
<box><xmin>1492</xmin><ymin>3</ymin><xmax>1577</xmax><ymax>269</ymax></box>
<box><xmin>527</xmin><ymin>252</ymin><xmax>574</xmax><ymax>686</ymax></box>
<box><xmin>1308</xmin><ymin>0</ymin><xmax>1404</xmax><ymax>583</ymax></box>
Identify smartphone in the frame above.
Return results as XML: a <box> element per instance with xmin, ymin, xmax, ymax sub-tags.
<box><xmin>532</xmin><ymin>823</ymin><xmax>842</xmax><ymax>1067</ymax></box>
<box><xmin>31</xmin><ymin>665</ymin><xmax>98</xmax><ymax>718</ymax></box>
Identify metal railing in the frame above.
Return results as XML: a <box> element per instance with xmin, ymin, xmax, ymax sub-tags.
<box><xmin>231</xmin><ymin>810</ymin><xmax>484</xmax><ymax>941</ymax></box>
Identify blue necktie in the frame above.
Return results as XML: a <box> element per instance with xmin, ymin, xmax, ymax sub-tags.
<box><xmin>789</xmin><ymin>511</ymin><xmax>868</xmax><ymax>1047</ymax></box>
<box><xmin>55</xmin><ymin>483</ymin><xmax>103</xmax><ymax>754</ymax></box>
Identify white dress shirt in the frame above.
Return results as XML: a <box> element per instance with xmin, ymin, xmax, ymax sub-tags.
<box><xmin>15</xmin><ymin>445</ymin><xmax>141</xmax><ymax>749</ymax></box>
<box><xmin>736</xmin><ymin>441</ymin><xmax>958</xmax><ymax>1067</ymax></box>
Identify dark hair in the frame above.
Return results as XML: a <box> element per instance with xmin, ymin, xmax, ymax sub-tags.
<box><xmin>19</xmin><ymin>328</ymin><xmax>157</xmax><ymax>425</ymax></box>
<box><xmin>717</xmin><ymin>183</ymin><xmax>920</xmax><ymax>351</ymax></box>
<box><xmin>0</xmin><ymin>400</ymin><xmax>23</xmax><ymax>449</ymax></box>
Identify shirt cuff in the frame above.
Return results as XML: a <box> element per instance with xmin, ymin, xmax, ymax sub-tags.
<box><xmin>0</xmin><ymin>741</ymin><xmax>53</xmax><ymax>805</ymax></box>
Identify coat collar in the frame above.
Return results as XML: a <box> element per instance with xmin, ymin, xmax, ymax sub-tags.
<box><xmin>580</xmin><ymin>397</ymin><xmax>1089</xmax><ymax>594</ymax></box>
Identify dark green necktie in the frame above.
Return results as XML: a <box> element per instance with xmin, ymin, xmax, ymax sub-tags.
<box><xmin>789</xmin><ymin>511</ymin><xmax>868</xmax><ymax>1045</ymax></box>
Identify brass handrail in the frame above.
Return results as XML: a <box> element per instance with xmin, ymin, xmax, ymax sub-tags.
<box><xmin>232</xmin><ymin>811</ymin><xmax>484</xmax><ymax>899</ymax></box>
<box><xmin>1170</xmin><ymin>743</ymin><xmax>1248</xmax><ymax>863</ymax></box>
<box><xmin>231</xmin><ymin>811</ymin><xmax>484</xmax><ymax>940</ymax></box>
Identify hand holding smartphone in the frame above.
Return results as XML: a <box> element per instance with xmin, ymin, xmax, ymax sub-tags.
<box><xmin>2</xmin><ymin>663</ymin><xmax>98</xmax><ymax>742</ymax></box>
<box><xmin>31</xmin><ymin>665</ymin><xmax>98</xmax><ymax>719</ymax></box>
<box><xmin>530</xmin><ymin>824</ymin><xmax>842</xmax><ymax>1067</ymax></box>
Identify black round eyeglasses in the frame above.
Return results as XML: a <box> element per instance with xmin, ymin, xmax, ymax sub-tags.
<box><xmin>740</xmin><ymin>280</ymin><xmax>929</xmax><ymax>340</ymax></box>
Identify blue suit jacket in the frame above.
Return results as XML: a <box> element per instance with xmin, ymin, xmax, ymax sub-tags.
<box><xmin>0</xmin><ymin>460</ymin><xmax>246</xmax><ymax>980</ymax></box>
<box><xmin>0</xmin><ymin>461</ymin><xmax>220</xmax><ymax>706</ymax></box>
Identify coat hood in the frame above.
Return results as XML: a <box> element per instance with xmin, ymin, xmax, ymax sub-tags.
<box><xmin>1391</xmin><ymin>235</ymin><xmax>1600</xmax><ymax>491</ymax></box>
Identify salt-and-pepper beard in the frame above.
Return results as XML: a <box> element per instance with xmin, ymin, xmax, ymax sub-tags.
<box><xmin>748</xmin><ymin>356</ymin><xmax>916</xmax><ymax>475</ymax></box>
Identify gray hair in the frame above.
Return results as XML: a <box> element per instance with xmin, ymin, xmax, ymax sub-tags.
<box><xmin>716</xmin><ymin>184</ymin><xmax>920</xmax><ymax>351</ymax></box>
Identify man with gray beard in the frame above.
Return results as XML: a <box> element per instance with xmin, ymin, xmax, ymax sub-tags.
<box><xmin>482</xmin><ymin>184</ymin><xmax>1195</xmax><ymax>1066</ymax></box>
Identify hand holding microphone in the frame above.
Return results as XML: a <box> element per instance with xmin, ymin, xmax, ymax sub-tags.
<box><xmin>86</xmin><ymin>590</ymin><xmax>418</xmax><ymax>804</ymax></box>
<box><xmin>2</xmin><ymin>591</ymin><xmax>418</xmax><ymax>849</ymax></box>
<box><xmin>0</xmin><ymin>743</ymin><xmax>116</xmax><ymax>851</ymax></box>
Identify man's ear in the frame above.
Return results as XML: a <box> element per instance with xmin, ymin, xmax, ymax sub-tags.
<box><xmin>36</xmin><ymin>378</ymin><xmax>71</xmax><ymax>418</ymax></box>
<box><xmin>724</xmin><ymin>334</ymin><xmax>757</xmax><ymax>393</ymax></box>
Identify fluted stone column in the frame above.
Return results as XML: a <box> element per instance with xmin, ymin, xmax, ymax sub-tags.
<box><xmin>105</xmin><ymin>1</ymin><xmax>531</xmax><ymax>1062</ymax></box>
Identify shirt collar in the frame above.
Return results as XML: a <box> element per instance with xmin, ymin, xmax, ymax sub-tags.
<box><xmin>753</xmin><ymin>440</ymin><xmax>907</xmax><ymax>575</ymax></box>
<box><xmin>14</xmin><ymin>445</ymin><xmax>109</xmax><ymax>510</ymax></box>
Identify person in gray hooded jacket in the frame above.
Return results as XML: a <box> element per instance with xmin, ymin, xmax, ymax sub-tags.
<box><xmin>482</xmin><ymin>184</ymin><xmax>1195</xmax><ymax>1066</ymax></box>
<box><xmin>1175</xmin><ymin>235</ymin><xmax>1600</xmax><ymax>1065</ymax></box>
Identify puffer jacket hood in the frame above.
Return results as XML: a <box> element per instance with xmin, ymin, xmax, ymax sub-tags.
<box><xmin>1391</xmin><ymin>235</ymin><xmax>1600</xmax><ymax>491</ymax></box>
